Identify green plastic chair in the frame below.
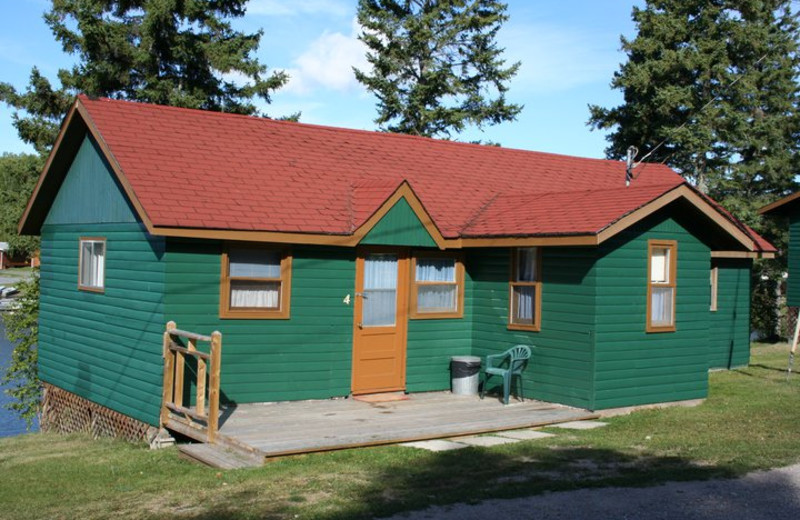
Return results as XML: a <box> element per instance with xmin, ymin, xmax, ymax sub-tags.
<box><xmin>480</xmin><ymin>345</ymin><xmax>532</xmax><ymax>405</ymax></box>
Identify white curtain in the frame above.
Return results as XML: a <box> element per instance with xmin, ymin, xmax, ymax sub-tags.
<box><xmin>513</xmin><ymin>285</ymin><xmax>535</xmax><ymax>324</ymax></box>
<box><xmin>363</xmin><ymin>254</ymin><xmax>397</xmax><ymax>327</ymax></box>
<box><xmin>651</xmin><ymin>286</ymin><xmax>674</xmax><ymax>326</ymax></box>
<box><xmin>230</xmin><ymin>281</ymin><xmax>280</xmax><ymax>308</ymax></box>
<box><xmin>418</xmin><ymin>285</ymin><xmax>457</xmax><ymax>311</ymax></box>
<box><xmin>229</xmin><ymin>249</ymin><xmax>281</xmax><ymax>278</ymax></box>
<box><xmin>416</xmin><ymin>258</ymin><xmax>455</xmax><ymax>282</ymax></box>
<box><xmin>81</xmin><ymin>241</ymin><xmax>105</xmax><ymax>288</ymax></box>
<box><xmin>517</xmin><ymin>248</ymin><xmax>537</xmax><ymax>282</ymax></box>
<box><xmin>416</xmin><ymin>258</ymin><xmax>457</xmax><ymax>311</ymax></box>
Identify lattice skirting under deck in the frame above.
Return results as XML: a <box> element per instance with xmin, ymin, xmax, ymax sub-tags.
<box><xmin>41</xmin><ymin>383</ymin><xmax>158</xmax><ymax>443</ymax></box>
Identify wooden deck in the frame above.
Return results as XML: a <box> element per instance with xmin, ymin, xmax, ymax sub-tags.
<box><xmin>179</xmin><ymin>392</ymin><xmax>597</xmax><ymax>465</ymax></box>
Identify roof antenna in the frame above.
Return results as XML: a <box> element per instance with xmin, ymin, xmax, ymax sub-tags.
<box><xmin>625</xmin><ymin>146</ymin><xmax>638</xmax><ymax>187</ymax></box>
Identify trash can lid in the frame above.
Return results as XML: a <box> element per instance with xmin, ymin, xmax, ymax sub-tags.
<box><xmin>451</xmin><ymin>356</ymin><xmax>481</xmax><ymax>363</ymax></box>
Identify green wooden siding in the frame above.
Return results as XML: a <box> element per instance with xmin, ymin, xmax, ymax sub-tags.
<box><xmin>165</xmin><ymin>240</ymin><xmax>356</xmax><ymax>404</ymax></box>
<box><xmin>36</xmin><ymin>131</ymin><xmax>754</xmax><ymax>417</ymax></box>
<box><xmin>592</xmin><ymin>213</ymin><xmax>711</xmax><ymax>409</ymax></box>
<box><xmin>788</xmin><ymin>213</ymin><xmax>800</xmax><ymax>307</ymax></box>
<box><xmin>469</xmin><ymin>247</ymin><xmax>597</xmax><ymax>409</ymax></box>
<box><xmin>406</xmin><ymin>261</ymin><xmax>473</xmax><ymax>392</ymax></box>
<box><xmin>39</xmin><ymin>223</ymin><xmax>166</xmax><ymax>426</ymax></box>
<box><xmin>38</xmin><ymin>136</ymin><xmax>165</xmax><ymax>426</ymax></box>
<box><xmin>709</xmin><ymin>259</ymin><xmax>751</xmax><ymax>369</ymax></box>
<box><xmin>360</xmin><ymin>198</ymin><xmax>437</xmax><ymax>247</ymax></box>
<box><xmin>44</xmin><ymin>136</ymin><xmax>138</xmax><ymax>226</ymax></box>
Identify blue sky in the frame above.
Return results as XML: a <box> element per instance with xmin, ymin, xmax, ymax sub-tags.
<box><xmin>0</xmin><ymin>0</ymin><xmax>642</xmax><ymax>158</ymax></box>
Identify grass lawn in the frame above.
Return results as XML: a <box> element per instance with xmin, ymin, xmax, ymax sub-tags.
<box><xmin>1</xmin><ymin>343</ymin><xmax>799</xmax><ymax>520</ymax></box>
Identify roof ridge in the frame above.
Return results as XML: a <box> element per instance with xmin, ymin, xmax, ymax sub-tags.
<box><xmin>486</xmin><ymin>182</ymin><xmax>684</xmax><ymax>202</ymax></box>
<box><xmin>78</xmin><ymin>94</ymin><xmax>676</xmax><ymax>169</ymax></box>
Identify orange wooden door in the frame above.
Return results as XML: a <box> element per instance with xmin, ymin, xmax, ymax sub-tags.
<box><xmin>351</xmin><ymin>248</ymin><xmax>409</xmax><ymax>395</ymax></box>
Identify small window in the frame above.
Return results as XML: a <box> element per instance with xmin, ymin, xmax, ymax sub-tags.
<box><xmin>220</xmin><ymin>245</ymin><xmax>291</xmax><ymax>319</ymax></box>
<box><xmin>710</xmin><ymin>265</ymin><xmax>719</xmax><ymax>312</ymax></box>
<box><xmin>647</xmin><ymin>240</ymin><xmax>677</xmax><ymax>332</ymax></box>
<box><xmin>509</xmin><ymin>247</ymin><xmax>541</xmax><ymax>331</ymax></box>
<box><xmin>410</xmin><ymin>253</ymin><xmax>464</xmax><ymax>319</ymax></box>
<box><xmin>78</xmin><ymin>238</ymin><xmax>106</xmax><ymax>292</ymax></box>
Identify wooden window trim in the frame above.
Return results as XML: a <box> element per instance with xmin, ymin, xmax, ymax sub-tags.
<box><xmin>508</xmin><ymin>247</ymin><xmax>542</xmax><ymax>332</ymax></box>
<box><xmin>710</xmin><ymin>265</ymin><xmax>718</xmax><ymax>312</ymax></box>
<box><xmin>646</xmin><ymin>240</ymin><xmax>677</xmax><ymax>333</ymax></box>
<box><xmin>78</xmin><ymin>237</ymin><xmax>106</xmax><ymax>293</ymax></box>
<box><xmin>409</xmin><ymin>251</ymin><xmax>464</xmax><ymax>319</ymax></box>
<box><xmin>220</xmin><ymin>243</ymin><xmax>292</xmax><ymax>319</ymax></box>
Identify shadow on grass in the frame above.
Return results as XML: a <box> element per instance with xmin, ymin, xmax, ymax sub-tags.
<box><xmin>175</xmin><ymin>443</ymin><xmax>796</xmax><ymax>520</ymax></box>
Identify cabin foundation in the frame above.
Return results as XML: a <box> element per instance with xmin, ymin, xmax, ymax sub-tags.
<box><xmin>41</xmin><ymin>383</ymin><xmax>158</xmax><ymax>443</ymax></box>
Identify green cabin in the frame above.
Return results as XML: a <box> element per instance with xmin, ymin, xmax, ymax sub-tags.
<box><xmin>761</xmin><ymin>193</ymin><xmax>800</xmax><ymax>308</ymax></box>
<box><xmin>21</xmin><ymin>96</ymin><xmax>774</xmax><ymax>436</ymax></box>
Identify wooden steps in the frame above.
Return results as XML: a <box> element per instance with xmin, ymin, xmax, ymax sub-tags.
<box><xmin>178</xmin><ymin>443</ymin><xmax>264</xmax><ymax>469</ymax></box>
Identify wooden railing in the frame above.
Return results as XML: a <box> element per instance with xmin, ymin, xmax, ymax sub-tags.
<box><xmin>161</xmin><ymin>321</ymin><xmax>222</xmax><ymax>443</ymax></box>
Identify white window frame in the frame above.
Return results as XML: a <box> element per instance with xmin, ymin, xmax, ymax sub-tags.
<box><xmin>78</xmin><ymin>237</ymin><xmax>106</xmax><ymax>292</ymax></box>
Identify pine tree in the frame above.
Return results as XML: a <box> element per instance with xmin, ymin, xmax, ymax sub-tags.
<box><xmin>0</xmin><ymin>0</ymin><xmax>288</xmax><ymax>154</ymax></box>
<box><xmin>354</xmin><ymin>0</ymin><xmax>522</xmax><ymax>138</ymax></box>
<box><xmin>589</xmin><ymin>0</ymin><xmax>800</xmax><ymax>213</ymax></box>
<box><xmin>0</xmin><ymin>153</ymin><xmax>42</xmax><ymax>257</ymax></box>
<box><xmin>589</xmin><ymin>0</ymin><xmax>800</xmax><ymax>338</ymax></box>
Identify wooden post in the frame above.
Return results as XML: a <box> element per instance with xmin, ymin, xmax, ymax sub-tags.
<box><xmin>160</xmin><ymin>321</ymin><xmax>177</xmax><ymax>427</ymax></box>
<box><xmin>192</xmin><ymin>338</ymin><xmax>206</xmax><ymax>417</ymax></box>
<box><xmin>174</xmin><ymin>338</ymin><xmax>186</xmax><ymax>409</ymax></box>
<box><xmin>207</xmin><ymin>331</ymin><xmax>222</xmax><ymax>443</ymax></box>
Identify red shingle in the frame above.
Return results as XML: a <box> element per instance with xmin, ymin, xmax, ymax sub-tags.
<box><xmin>76</xmin><ymin>95</ymin><xmax>774</xmax><ymax>252</ymax></box>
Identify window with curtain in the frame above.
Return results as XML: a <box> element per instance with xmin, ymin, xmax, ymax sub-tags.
<box><xmin>410</xmin><ymin>254</ymin><xmax>464</xmax><ymax>318</ymax></box>
<box><xmin>362</xmin><ymin>253</ymin><xmax>399</xmax><ymax>327</ymax></box>
<box><xmin>648</xmin><ymin>240</ymin><xmax>677</xmax><ymax>332</ymax></box>
<box><xmin>220</xmin><ymin>245</ymin><xmax>291</xmax><ymax>319</ymax></box>
<box><xmin>79</xmin><ymin>238</ymin><xmax>106</xmax><ymax>292</ymax></box>
<box><xmin>509</xmin><ymin>247</ymin><xmax>541</xmax><ymax>331</ymax></box>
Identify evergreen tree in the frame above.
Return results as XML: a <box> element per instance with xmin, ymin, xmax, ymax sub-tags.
<box><xmin>354</xmin><ymin>0</ymin><xmax>522</xmax><ymax>138</ymax></box>
<box><xmin>589</xmin><ymin>0</ymin><xmax>800</xmax><ymax>337</ymax></box>
<box><xmin>0</xmin><ymin>153</ymin><xmax>42</xmax><ymax>257</ymax></box>
<box><xmin>0</xmin><ymin>0</ymin><xmax>288</xmax><ymax>154</ymax></box>
<box><xmin>589</xmin><ymin>0</ymin><xmax>800</xmax><ymax>212</ymax></box>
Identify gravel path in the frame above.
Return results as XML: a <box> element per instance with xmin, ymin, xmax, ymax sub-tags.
<box><xmin>386</xmin><ymin>463</ymin><xmax>800</xmax><ymax>520</ymax></box>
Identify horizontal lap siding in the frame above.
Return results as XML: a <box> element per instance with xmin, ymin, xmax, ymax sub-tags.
<box><xmin>165</xmin><ymin>240</ymin><xmax>355</xmax><ymax>404</ymax></box>
<box><xmin>788</xmin><ymin>214</ymin><xmax>800</xmax><ymax>307</ymax></box>
<box><xmin>469</xmin><ymin>248</ymin><xmax>596</xmax><ymax>409</ymax></box>
<box><xmin>406</xmin><ymin>269</ymin><xmax>472</xmax><ymax>392</ymax></box>
<box><xmin>39</xmin><ymin>223</ymin><xmax>165</xmax><ymax>425</ymax></box>
<box><xmin>709</xmin><ymin>259</ymin><xmax>751</xmax><ymax>369</ymax></box>
<box><xmin>593</xmin><ymin>214</ymin><xmax>710</xmax><ymax>409</ymax></box>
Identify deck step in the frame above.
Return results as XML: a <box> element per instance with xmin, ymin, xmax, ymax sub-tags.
<box><xmin>178</xmin><ymin>443</ymin><xmax>264</xmax><ymax>469</ymax></box>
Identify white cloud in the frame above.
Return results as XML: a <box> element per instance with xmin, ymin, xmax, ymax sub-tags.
<box><xmin>247</xmin><ymin>0</ymin><xmax>350</xmax><ymax>17</ymax></box>
<box><xmin>281</xmin><ymin>18</ymin><xmax>369</xmax><ymax>96</ymax></box>
<box><xmin>501</xmin><ymin>23</ymin><xmax>621</xmax><ymax>94</ymax></box>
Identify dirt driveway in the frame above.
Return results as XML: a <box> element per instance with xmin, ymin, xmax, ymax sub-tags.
<box><xmin>386</xmin><ymin>463</ymin><xmax>800</xmax><ymax>520</ymax></box>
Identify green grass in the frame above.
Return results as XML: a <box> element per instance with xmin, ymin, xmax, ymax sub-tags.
<box><xmin>1</xmin><ymin>343</ymin><xmax>799</xmax><ymax>520</ymax></box>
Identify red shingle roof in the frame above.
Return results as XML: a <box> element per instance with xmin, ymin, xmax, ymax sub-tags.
<box><xmin>77</xmin><ymin>95</ymin><xmax>685</xmax><ymax>238</ymax></box>
<box><xmin>30</xmin><ymin>95</ymin><xmax>769</xmax><ymax>253</ymax></box>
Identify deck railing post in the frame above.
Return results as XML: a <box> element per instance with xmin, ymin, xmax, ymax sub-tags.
<box><xmin>160</xmin><ymin>321</ymin><xmax>177</xmax><ymax>427</ymax></box>
<box><xmin>207</xmin><ymin>331</ymin><xmax>222</xmax><ymax>443</ymax></box>
<box><xmin>194</xmin><ymin>338</ymin><xmax>207</xmax><ymax>418</ymax></box>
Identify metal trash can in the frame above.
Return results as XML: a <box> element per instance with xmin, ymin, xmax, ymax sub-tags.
<box><xmin>450</xmin><ymin>355</ymin><xmax>481</xmax><ymax>395</ymax></box>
